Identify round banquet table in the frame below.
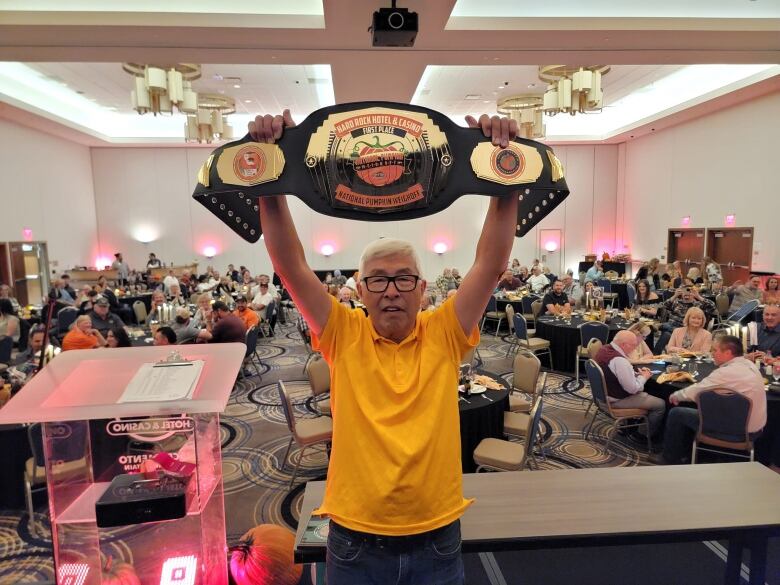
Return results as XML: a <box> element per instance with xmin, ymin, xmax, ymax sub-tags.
<box><xmin>534</xmin><ymin>314</ymin><xmax>636</xmax><ymax>373</ymax></box>
<box><xmin>459</xmin><ymin>371</ymin><xmax>510</xmax><ymax>473</ymax></box>
<box><xmin>644</xmin><ymin>360</ymin><xmax>780</xmax><ymax>467</ymax></box>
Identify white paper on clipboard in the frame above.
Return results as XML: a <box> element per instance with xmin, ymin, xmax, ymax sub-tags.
<box><xmin>118</xmin><ymin>360</ymin><xmax>205</xmax><ymax>403</ymax></box>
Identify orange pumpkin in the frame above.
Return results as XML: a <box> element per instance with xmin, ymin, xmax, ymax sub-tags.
<box><xmin>229</xmin><ymin>524</ymin><xmax>302</xmax><ymax>585</ymax></box>
<box><xmin>351</xmin><ymin>136</ymin><xmax>405</xmax><ymax>187</ymax></box>
<box><xmin>101</xmin><ymin>555</ymin><xmax>141</xmax><ymax>585</ymax></box>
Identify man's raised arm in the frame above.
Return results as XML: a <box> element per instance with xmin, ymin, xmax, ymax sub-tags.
<box><xmin>454</xmin><ymin>114</ymin><xmax>519</xmax><ymax>335</ymax></box>
<box><xmin>250</xmin><ymin>111</ymin><xmax>331</xmax><ymax>336</ymax></box>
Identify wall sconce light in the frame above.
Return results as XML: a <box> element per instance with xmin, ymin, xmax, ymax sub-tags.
<box><xmin>433</xmin><ymin>242</ymin><xmax>448</xmax><ymax>255</ymax></box>
<box><xmin>725</xmin><ymin>214</ymin><xmax>736</xmax><ymax>227</ymax></box>
<box><xmin>320</xmin><ymin>244</ymin><xmax>335</xmax><ymax>257</ymax></box>
<box><xmin>544</xmin><ymin>241</ymin><xmax>558</xmax><ymax>252</ymax></box>
<box><xmin>203</xmin><ymin>245</ymin><xmax>217</xmax><ymax>259</ymax></box>
<box><xmin>681</xmin><ymin>216</ymin><xmax>691</xmax><ymax>227</ymax></box>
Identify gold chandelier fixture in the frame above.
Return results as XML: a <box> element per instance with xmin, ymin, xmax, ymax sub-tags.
<box><xmin>185</xmin><ymin>93</ymin><xmax>236</xmax><ymax>144</ymax></box>
<box><xmin>122</xmin><ymin>63</ymin><xmax>202</xmax><ymax>116</ymax></box>
<box><xmin>538</xmin><ymin>65</ymin><xmax>610</xmax><ymax>116</ymax></box>
<box><xmin>496</xmin><ymin>95</ymin><xmax>545</xmax><ymax>139</ymax></box>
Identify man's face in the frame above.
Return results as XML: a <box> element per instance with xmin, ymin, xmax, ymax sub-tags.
<box><xmin>502</xmin><ymin>270</ymin><xmax>513</xmax><ymax>281</ymax></box>
<box><xmin>243</xmin><ymin>273</ymin><xmax>252</xmax><ymax>283</ymax></box>
<box><xmin>553</xmin><ymin>281</ymin><xmax>564</xmax><ymax>294</ymax></box>
<box><xmin>711</xmin><ymin>341</ymin><xmax>734</xmax><ymax>366</ymax></box>
<box><xmin>236</xmin><ymin>300</ymin><xmax>248</xmax><ymax>312</ymax></box>
<box><xmin>259</xmin><ymin>275</ymin><xmax>270</xmax><ymax>286</ymax></box>
<box><xmin>680</xmin><ymin>288</ymin><xmax>694</xmax><ymax>302</ymax></box>
<box><xmin>763</xmin><ymin>305</ymin><xmax>780</xmax><ymax>329</ymax></box>
<box><xmin>30</xmin><ymin>332</ymin><xmax>45</xmax><ymax>353</ymax></box>
<box><xmin>153</xmin><ymin>292</ymin><xmax>165</xmax><ymax>305</ymax></box>
<box><xmin>228</xmin><ymin>264</ymin><xmax>234</xmax><ymax>271</ymax></box>
<box><xmin>77</xmin><ymin>319</ymin><xmax>91</xmax><ymax>333</ymax></box>
<box><xmin>259</xmin><ymin>283</ymin><xmax>269</xmax><ymax>296</ymax></box>
<box><xmin>748</xmin><ymin>276</ymin><xmax>761</xmax><ymax>289</ymax></box>
<box><xmin>358</xmin><ymin>253</ymin><xmax>426</xmax><ymax>343</ymax></box>
<box><xmin>94</xmin><ymin>304</ymin><xmax>109</xmax><ymax>318</ymax></box>
<box><xmin>153</xmin><ymin>331</ymin><xmax>170</xmax><ymax>346</ymax></box>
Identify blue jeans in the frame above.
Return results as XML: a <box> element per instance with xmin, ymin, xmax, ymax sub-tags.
<box><xmin>326</xmin><ymin>519</ymin><xmax>464</xmax><ymax>585</ymax></box>
<box><xmin>661</xmin><ymin>406</ymin><xmax>700</xmax><ymax>463</ymax></box>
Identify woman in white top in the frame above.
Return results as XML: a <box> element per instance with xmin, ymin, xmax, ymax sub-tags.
<box><xmin>192</xmin><ymin>295</ymin><xmax>213</xmax><ymax>328</ymax></box>
<box><xmin>0</xmin><ymin>298</ymin><xmax>20</xmax><ymax>343</ymax></box>
<box><xmin>702</xmin><ymin>256</ymin><xmax>722</xmax><ymax>287</ymax></box>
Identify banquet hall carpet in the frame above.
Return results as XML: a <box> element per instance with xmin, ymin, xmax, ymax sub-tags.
<box><xmin>2</xmin><ymin>318</ymin><xmax>778</xmax><ymax>584</ymax></box>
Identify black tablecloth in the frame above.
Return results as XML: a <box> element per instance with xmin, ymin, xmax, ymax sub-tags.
<box><xmin>578</xmin><ymin>261</ymin><xmax>629</xmax><ymax>276</ymax></box>
<box><xmin>610</xmin><ymin>282</ymin><xmax>630</xmax><ymax>309</ymax></box>
<box><xmin>0</xmin><ymin>424</ymin><xmax>32</xmax><ymax>509</ymax></box>
<box><xmin>534</xmin><ymin>316</ymin><xmax>629</xmax><ymax>373</ymax></box>
<box><xmin>645</xmin><ymin>361</ymin><xmax>780</xmax><ymax>467</ymax></box>
<box><xmin>118</xmin><ymin>293</ymin><xmax>153</xmax><ymax>313</ymax></box>
<box><xmin>459</xmin><ymin>373</ymin><xmax>509</xmax><ymax>473</ymax></box>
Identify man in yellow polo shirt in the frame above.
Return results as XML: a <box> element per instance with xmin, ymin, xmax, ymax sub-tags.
<box><xmin>250</xmin><ymin>110</ymin><xmax>518</xmax><ymax>585</ymax></box>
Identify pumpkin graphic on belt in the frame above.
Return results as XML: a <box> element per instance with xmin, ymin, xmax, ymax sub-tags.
<box><xmin>350</xmin><ymin>136</ymin><xmax>407</xmax><ymax>187</ymax></box>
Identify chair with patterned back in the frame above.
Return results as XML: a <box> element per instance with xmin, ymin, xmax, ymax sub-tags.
<box><xmin>473</xmin><ymin>396</ymin><xmax>544</xmax><ymax>472</ymax></box>
<box><xmin>480</xmin><ymin>295</ymin><xmax>506</xmax><ymax>337</ymax></box>
<box><xmin>307</xmin><ymin>356</ymin><xmax>331</xmax><ymax>417</ymax></box>
<box><xmin>276</xmin><ymin>381</ymin><xmax>333</xmax><ymax>489</ymax></box>
<box><xmin>56</xmin><ymin>306</ymin><xmax>79</xmax><ymax>336</ymax></box>
<box><xmin>574</xmin><ymin>321</ymin><xmax>610</xmax><ymax>382</ymax></box>
<box><xmin>626</xmin><ymin>283</ymin><xmax>637</xmax><ymax>307</ymax></box>
<box><xmin>132</xmin><ymin>300</ymin><xmax>148</xmax><ymax>325</ymax></box>
<box><xmin>241</xmin><ymin>326</ymin><xmax>262</xmax><ymax>380</ymax></box>
<box><xmin>692</xmin><ymin>388</ymin><xmax>759</xmax><ymax>463</ymax></box>
<box><xmin>521</xmin><ymin>295</ymin><xmax>537</xmax><ymax>326</ymax></box>
<box><xmin>582</xmin><ymin>360</ymin><xmax>651</xmax><ymax>453</ymax></box>
<box><xmin>509</xmin><ymin>350</ymin><xmax>541</xmax><ymax>413</ymax></box>
<box><xmin>513</xmin><ymin>314</ymin><xmax>553</xmax><ymax>369</ymax></box>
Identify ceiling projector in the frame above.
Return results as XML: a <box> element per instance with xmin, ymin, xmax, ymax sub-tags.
<box><xmin>372</xmin><ymin>6</ymin><xmax>418</xmax><ymax>47</ymax></box>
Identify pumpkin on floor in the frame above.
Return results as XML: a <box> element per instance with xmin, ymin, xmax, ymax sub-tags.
<box><xmin>101</xmin><ymin>555</ymin><xmax>140</xmax><ymax>585</ymax></box>
<box><xmin>229</xmin><ymin>524</ymin><xmax>302</xmax><ymax>585</ymax></box>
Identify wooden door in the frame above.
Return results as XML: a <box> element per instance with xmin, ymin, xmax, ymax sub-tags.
<box><xmin>667</xmin><ymin>228</ymin><xmax>705</xmax><ymax>274</ymax></box>
<box><xmin>0</xmin><ymin>243</ymin><xmax>10</xmax><ymax>287</ymax></box>
<box><xmin>707</xmin><ymin>227</ymin><xmax>753</xmax><ymax>285</ymax></box>
<box><xmin>9</xmin><ymin>242</ymin><xmax>29</xmax><ymax>306</ymax></box>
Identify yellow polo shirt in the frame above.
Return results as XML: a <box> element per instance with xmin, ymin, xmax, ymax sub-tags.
<box><xmin>311</xmin><ymin>295</ymin><xmax>478</xmax><ymax>535</ymax></box>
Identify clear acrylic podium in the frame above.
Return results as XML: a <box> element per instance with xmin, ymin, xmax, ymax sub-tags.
<box><xmin>0</xmin><ymin>344</ymin><xmax>245</xmax><ymax>585</ymax></box>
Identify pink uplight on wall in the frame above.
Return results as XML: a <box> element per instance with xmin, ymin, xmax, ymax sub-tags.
<box><xmin>544</xmin><ymin>241</ymin><xmax>558</xmax><ymax>252</ymax></box>
<box><xmin>95</xmin><ymin>256</ymin><xmax>112</xmax><ymax>270</ymax></box>
<box><xmin>202</xmin><ymin>245</ymin><xmax>217</xmax><ymax>258</ymax></box>
<box><xmin>681</xmin><ymin>216</ymin><xmax>691</xmax><ymax>227</ymax></box>
<box><xmin>433</xmin><ymin>242</ymin><xmax>448</xmax><ymax>255</ymax></box>
<box><xmin>22</xmin><ymin>227</ymin><xmax>33</xmax><ymax>241</ymax></box>
<box><xmin>725</xmin><ymin>214</ymin><xmax>736</xmax><ymax>227</ymax></box>
<box><xmin>320</xmin><ymin>243</ymin><xmax>335</xmax><ymax>257</ymax></box>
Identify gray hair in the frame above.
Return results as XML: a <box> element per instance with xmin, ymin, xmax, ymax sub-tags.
<box><xmin>359</xmin><ymin>238</ymin><xmax>421</xmax><ymax>276</ymax></box>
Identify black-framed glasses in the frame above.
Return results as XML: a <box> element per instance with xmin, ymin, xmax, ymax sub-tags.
<box><xmin>362</xmin><ymin>274</ymin><xmax>420</xmax><ymax>293</ymax></box>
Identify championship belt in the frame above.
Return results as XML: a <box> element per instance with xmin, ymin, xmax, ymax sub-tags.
<box><xmin>192</xmin><ymin>102</ymin><xmax>569</xmax><ymax>243</ymax></box>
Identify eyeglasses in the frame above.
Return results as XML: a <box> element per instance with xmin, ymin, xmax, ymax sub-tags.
<box><xmin>362</xmin><ymin>274</ymin><xmax>420</xmax><ymax>293</ymax></box>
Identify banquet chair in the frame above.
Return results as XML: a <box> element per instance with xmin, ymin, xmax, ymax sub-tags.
<box><xmin>691</xmin><ymin>388</ymin><xmax>758</xmax><ymax>464</ymax></box>
<box><xmin>259</xmin><ymin>300</ymin><xmax>277</xmax><ymax>337</ymax></box>
<box><xmin>716</xmin><ymin>299</ymin><xmax>760</xmax><ymax>331</ymax></box>
<box><xmin>595</xmin><ymin>278</ymin><xmax>618</xmax><ymax>308</ymax></box>
<box><xmin>132</xmin><ymin>300</ymin><xmax>148</xmax><ymax>324</ymax></box>
<box><xmin>503</xmin><ymin>381</ymin><xmax>549</xmax><ymax>463</ymax></box>
<box><xmin>521</xmin><ymin>296</ymin><xmax>537</xmax><ymax>327</ymax></box>
<box><xmin>626</xmin><ymin>283</ymin><xmax>637</xmax><ymax>307</ymax></box>
<box><xmin>480</xmin><ymin>295</ymin><xmax>505</xmax><ymax>337</ymax></box>
<box><xmin>0</xmin><ymin>335</ymin><xmax>12</xmax><ymax>364</ymax></box>
<box><xmin>277</xmin><ymin>381</ymin><xmax>333</xmax><ymax>489</ymax></box>
<box><xmin>296</xmin><ymin>319</ymin><xmax>318</xmax><ymax>373</ymax></box>
<box><xmin>23</xmin><ymin>423</ymin><xmax>47</xmax><ymax>537</ymax></box>
<box><xmin>574</xmin><ymin>322</ymin><xmax>610</xmax><ymax>383</ymax></box>
<box><xmin>583</xmin><ymin>360</ymin><xmax>652</xmax><ymax>453</ymax></box>
<box><xmin>56</xmin><ymin>306</ymin><xmax>78</xmax><ymax>337</ymax></box>
<box><xmin>306</xmin><ymin>356</ymin><xmax>331</xmax><ymax>416</ymax></box>
<box><xmin>715</xmin><ymin>293</ymin><xmax>730</xmax><ymax>323</ymax></box>
<box><xmin>582</xmin><ymin>339</ymin><xmax>604</xmax><ymax>417</ymax></box>
<box><xmin>473</xmin><ymin>397</ymin><xmax>544</xmax><ymax>472</ymax></box>
<box><xmin>503</xmin><ymin>303</ymin><xmax>519</xmax><ymax>357</ymax></box>
<box><xmin>512</xmin><ymin>314</ymin><xmax>553</xmax><ymax>369</ymax></box>
<box><xmin>509</xmin><ymin>350</ymin><xmax>542</xmax><ymax>412</ymax></box>
<box><xmin>241</xmin><ymin>327</ymin><xmax>262</xmax><ymax>380</ymax></box>
<box><xmin>531</xmin><ymin>300</ymin><xmax>543</xmax><ymax>324</ymax></box>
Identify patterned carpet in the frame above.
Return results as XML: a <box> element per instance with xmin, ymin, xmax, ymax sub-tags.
<box><xmin>0</xmin><ymin>317</ymin><xmax>653</xmax><ymax>584</ymax></box>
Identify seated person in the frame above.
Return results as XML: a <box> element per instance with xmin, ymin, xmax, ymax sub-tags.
<box><xmin>435</xmin><ymin>268</ymin><xmax>458</xmax><ymax>295</ymax></box>
<box><xmin>419</xmin><ymin>293</ymin><xmax>436</xmax><ymax>312</ymax></box>
<box><xmin>192</xmin><ymin>295</ymin><xmax>213</xmax><ymax>328</ymax></box>
<box><xmin>78</xmin><ymin>289</ymin><xmax>100</xmax><ymax>314</ymax></box>
<box><xmin>585</xmin><ymin>261</ymin><xmax>604</xmax><ymax>282</ymax></box>
<box><xmin>747</xmin><ymin>304</ymin><xmax>780</xmax><ymax>362</ymax></box>
<box><xmin>153</xmin><ymin>326</ymin><xmax>177</xmax><ymax>346</ymax></box>
<box><xmin>561</xmin><ymin>274</ymin><xmax>580</xmax><ymax>304</ymax></box>
<box><xmin>651</xmin><ymin>335</ymin><xmax>767</xmax><ymax>465</ymax></box>
<box><xmin>233</xmin><ymin>295</ymin><xmax>260</xmax><ymax>330</ymax></box>
<box><xmin>146</xmin><ymin>290</ymin><xmax>168</xmax><ymax>325</ymax></box>
<box><xmin>106</xmin><ymin>327</ymin><xmax>132</xmax><ymax>348</ymax></box>
<box><xmin>666</xmin><ymin>307</ymin><xmax>712</xmax><ymax>354</ymax></box>
<box><xmin>167</xmin><ymin>283</ymin><xmax>187</xmax><ymax>306</ymax></box>
<box><xmin>0</xmin><ymin>284</ymin><xmax>21</xmax><ymax>314</ymax></box>
<box><xmin>251</xmin><ymin>282</ymin><xmax>275</xmax><ymax>320</ymax></box>
<box><xmin>88</xmin><ymin>298</ymin><xmax>125</xmax><ymax>335</ymax></box>
<box><xmin>762</xmin><ymin>277</ymin><xmax>780</xmax><ymax>305</ymax></box>
<box><xmin>338</xmin><ymin>287</ymin><xmax>356</xmax><ymax>309</ymax></box>
<box><xmin>626</xmin><ymin>322</ymin><xmax>654</xmax><ymax>362</ymax></box>
<box><xmin>541</xmin><ymin>279</ymin><xmax>570</xmax><ymax>315</ymax></box>
<box><xmin>594</xmin><ymin>330</ymin><xmax>665</xmax><ymax>437</ymax></box>
<box><xmin>198</xmin><ymin>301</ymin><xmax>246</xmax><ymax>343</ymax></box>
<box><xmin>576</xmin><ymin>281</ymin><xmax>601</xmax><ymax>310</ymax></box>
<box><xmin>63</xmin><ymin>315</ymin><xmax>106</xmax><ymax>350</ymax></box>
<box><xmin>728</xmin><ymin>274</ymin><xmax>763</xmax><ymax>312</ymax></box>
<box><xmin>172</xmin><ymin>307</ymin><xmax>202</xmax><ymax>345</ymax></box>
<box><xmin>496</xmin><ymin>269</ymin><xmax>522</xmax><ymax>291</ymax></box>
<box><xmin>526</xmin><ymin>266</ymin><xmax>549</xmax><ymax>294</ymax></box>
<box><xmin>516</xmin><ymin>266</ymin><xmax>530</xmax><ymax>285</ymax></box>
<box><xmin>655</xmin><ymin>286</ymin><xmax>716</xmax><ymax>353</ymax></box>
<box><xmin>12</xmin><ymin>324</ymin><xmax>47</xmax><ymax>365</ymax></box>
<box><xmin>0</xmin><ymin>298</ymin><xmax>20</xmax><ymax>344</ymax></box>
<box><xmin>633</xmin><ymin>279</ymin><xmax>659</xmax><ymax>317</ymax></box>
<box><xmin>331</xmin><ymin>269</ymin><xmax>347</xmax><ymax>287</ymax></box>
<box><xmin>685</xmin><ymin>267</ymin><xmax>704</xmax><ymax>285</ymax></box>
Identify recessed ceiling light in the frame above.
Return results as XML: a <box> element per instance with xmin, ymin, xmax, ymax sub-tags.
<box><xmin>233</xmin><ymin>84</ymin><xmax>241</xmax><ymax>89</ymax></box>
<box><xmin>244</xmin><ymin>99</ymin><xmax>252</xmax><ymax>103</ymax></box>
<box><xmin>483</xmin><ymin>100</ymin><xmax>490</xmax><ymax>103</ymax></box>
<box><xmin>497</xmin><ymin>86</ymin><xmax>504</xmax><ymax>90</ymax></box>
<box><xmin>465</xmin><ymin>94</ymin><xmax>482</xmax><ymax>100</ymax></box>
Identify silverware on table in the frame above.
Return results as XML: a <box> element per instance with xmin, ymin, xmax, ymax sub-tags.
<box><xmin>482</xmin><ymin>394</ymin><xmax>493</xmax><ymax>402</ymax></box>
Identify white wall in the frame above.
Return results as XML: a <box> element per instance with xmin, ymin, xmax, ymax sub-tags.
<box><xmin>0</xmin><ymin>119</ymin><xmax>98</xmax><ymax>271</ymax></box>
<box><xmin>619</xmin><ymin>92</ymin><xmax>780</xmax><ymax>272</ymax></box>
<box><xmin>90</xmin><ymin>144</ymin><xmax>619</xmax><ymax>281</ymax></box>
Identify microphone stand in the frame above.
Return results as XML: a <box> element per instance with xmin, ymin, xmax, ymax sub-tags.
<box><xmin>37</xmin><ymin>293</ymin><xmax>58</xmax><ymax>374</ymax></box>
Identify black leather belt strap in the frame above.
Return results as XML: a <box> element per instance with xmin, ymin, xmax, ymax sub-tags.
<box><xmin>192</xmin><ymin>101</ymin><xmax>569</xmax><ymax>243</ymax></box>
<box><xmin>329</xmin><ymin>519</ymin><xmax>458</xmax><ymax>551</ymax></box>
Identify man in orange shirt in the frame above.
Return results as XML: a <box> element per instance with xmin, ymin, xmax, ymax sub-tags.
<box><xmin>233</xmin><ymin>295</ymin><xmax>260</xmax><ymax>331</ymax></box>
<box><xmin>62</xmin><ymin>315</ymin><xmax>106</xmax><ymax>350</ymax></box>
<box><xmin>250</xmin><ymin>110</ymin><xmax>518</xmax><ymax>585</ymax></box>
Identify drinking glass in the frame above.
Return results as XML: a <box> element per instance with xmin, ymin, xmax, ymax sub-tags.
<box><xmin>773</xmin><ymin>363</ymin><xmax>780</xmax><ymax>385</ymax></box>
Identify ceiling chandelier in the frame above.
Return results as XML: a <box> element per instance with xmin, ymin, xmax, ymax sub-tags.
<box><xmin>185</xmin><ymin>93</ymin><xmax>236</xmax><ymax>144</ymax></box>
<box><xmin>538</xmin><ymin>66</ymin><xmax>610</xmax><ymax>116</ymax></box>
<box><xmin>496</xmin><ymin>95</ymin><xmax>545</xmax><ymax>139</ymax></box>
<box><xmin>122</xmin><ymin>63</ymin><xmax>201</xmax><ymax>116</ymax></box>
